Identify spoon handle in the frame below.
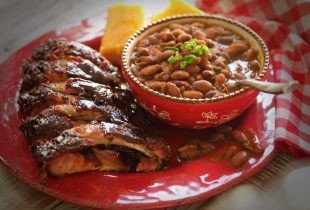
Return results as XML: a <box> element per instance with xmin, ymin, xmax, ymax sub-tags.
<box><xmin>235</xmin><ymin>79</ymin><xmax>299</xmax><ymax>94</ymax></box>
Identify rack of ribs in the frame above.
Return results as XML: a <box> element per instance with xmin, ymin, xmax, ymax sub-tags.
<box><xmin>19</xmin><ymin>38</ymin><xmax>170</xmax><ymax>177</ymax></box>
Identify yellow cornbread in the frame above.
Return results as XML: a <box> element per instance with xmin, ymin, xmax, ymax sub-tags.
<box><xmin>100</xmin><ymin>5</ymin><xmax>144</xmax><ymax>66</ymax></box>
<box><xmin>151</xmin><ymin>0</ymin><xmax>203</xmax><ymax>22</ymax></box>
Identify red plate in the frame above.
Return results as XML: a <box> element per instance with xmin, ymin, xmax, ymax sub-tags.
<box><xmin>0</xmin><ymin>16</ymin><xmax>278</xmax><ymax>209</ymax></box>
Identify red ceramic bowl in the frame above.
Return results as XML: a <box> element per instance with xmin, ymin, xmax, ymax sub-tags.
<box><xmin>122</xmin><ymin>14</ymin><xmax>269</xmax><ymax>129</ymax></box>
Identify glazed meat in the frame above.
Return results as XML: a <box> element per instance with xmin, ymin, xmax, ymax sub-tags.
<box><xmin>20</xmin><ymin>78</ymin><xmax>134</xmax><ymax>115</ymax></box>
<box><xmin>31</xmin><ymin>38</ymin><xmax>120</xmax><ymax>80</ymax></box>
<box><xmin>19</xmin><ymin>38</ymin><xmax>170</xmax><ymax>176</ymax></box>
<box><xmin>46</xmin><ymin>149</ymin><xmax>131</xmax><ymax>177</ymax></box>
<box><xmin>33</xmin><ymin>122</ymin><xmax>169</xmax><ymax>173</ymax></box>
<box><xmin>21</xmin><ymin>58</ymin><xmax>121</xmax><ymax>90</ymax></box>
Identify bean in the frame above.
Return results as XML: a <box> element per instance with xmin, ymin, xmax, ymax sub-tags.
<box><xmin>236</xmin><ymin>64</ymin><xmax>243</xmax><ymax>72</ymax></box>
<box><xmin>137</xmin><ymin>38</ymin><xmax>151</xmax><ymax>47</ymax></box>
<box><xmin>171</xmin><ymin>29</ymin><xmax>185</xmax><ymax>37</ymax></box>
<box><xmin>214</xmin><ymin>92</ymin><xmax>225</xmax><ymax>97</ymax></box>
<box><xmin>230</xmin><ymin>151</ymin><xmax>248</xmax><ymax>167</ymax></box>
<box><xmin>207</xmin><ymin>52</ymin><xmax>213</xmax><ymax>60</ymax></box>
<box><xmin>130</xmin><ymin>52</ymin><xmax>137</xmax><ymax>63</ymax></box>
<box><xmin>158</xmin><ymin>31</ymin><xmax>175</xmax><ymax>42</ymax></box>
<box><xmin>136</xmin><ymin>47</ymin><xmax>150</xmax><ymax>56</ymax></box>
<box><xmin>234</xmin><ymin>72</ymin><xmax>246</xmax><ymax>80</ymax></box>
<box><xmin>195</xmin><ymin>74</ymin><xmax>204</xmax><ymax>81</ymax></box>
<box><xmin>250</xmin><ymin>72</ymin><xmax>256</xmax><ymax>78</ymax></box>
<box><xmin>148</xmin><ymin>34</ymin><xmax>159</xmax><ymax>45</ymax></box>
<box><xmin>221</xmin><ymin>52</ymin><xmax>231</xmax><ymax>63</ymax></box>
<box><xmin>161</xmin><ymin>61</ymin><xmax>170</xmax><ymax>73</ymax></box>
<box><xmin>160</xmin><ymin>40</ymin><xmax>176</xmax><ymax>47</ymax></box>
<box><xmin>196</xmin><ymin>39</ymin><xmax>206</xmax><ymax>45</ymax></box>
<box><xmin>145</xmin><ymin>81</ymin><xmax>166</xmax><ymax>93</ymax></box>
<box><xmin>192</xmin><ymin>56</ymin><xmax>201</xmax><ymax>65</ymax></box>
<box><xmin>213</xmin><ymin>26</ymin><xmax>226</xmax><ymax>35</ymax></box>
<box><xmin>193</xmin><ymin>29</ymin><xmax>206</xmax><ymax>40</ymax></box>
<box><xmin>252</xmin><ymin>144</ymin><xmax>263</xmax><ymax>155</ymax></box>
<box><xmin>181</xmin><ymin>48</ymin><xmax>192</xmax><ymax>56</ymax></box>
<box><xmin>222</xmin><ymin>29</ymin><xmax>233</xmax><ymax>36</ymax></box>
<box><xmin>248</xmin><ymin>60</ymin><xmax>260</xmax><ymax>71</ymax></box>
<box><xmin>174</xmin><ymin>42</ymin><xmax>182</xmax><ymax>48</ymax></box>
<box><xmin>231</xmin><ymin>130</ymin><xmax>248</xmax><ymax>143</ymax></box>
<box><xmin>193</xmin><ymin>80</ymin><xmax>213</xmax><ymax>93</ymax></box>
<box><xmin>173</xmin><ymin>81</ymin><xmax>193</xmax><ymax>90</ymax></box>
<box><xmin>183</xmin><ymin>90</ymin><xmax>203</xmax><ymax>99</ymax></box>
<box><xmin>160</xmin><ymin>28</ymin><xmax>170</xmax><ymax>33</ymax></box>
<box><xmin>135</xmin><ymin>56</ymin><xmax>154</xmax><ymax>67</ymax></box>
<box><xmin>162</xmin><ymin>50</ymin><xmax>177</xmax><ymax>60</ymax></box>
<box><xmin>225</xmin><ymin>40</ymin><xmax>248</xmax><ymax>57</ymax></box>
<box><xmin>225</xmin><ymin>82</ymin><xmax>237</xmax><ymax>92</ymax></box>
<box><xmin>211</xmin><ymin>53</ymin><xmax>218</xmax><ymax>60</ymax></box>
<box><xmin>166</xmin><ymin>82</ymin><xmax>181</xmax><ymax>97</ymax></box>
<box><xmin>221</xmin><ymin>86</ymin><xmax>228</xmax><ymax>93</ymax></box>
<box><xmin>206</xmin><ymin>39</ymin><xmax>216</xmax><ymax>48</ymax></box>
<box><xmin>189</xmin><ymin>76</ymin><xmax>195</xmax><ymax>84</ymax></box>
<box><xmin>206</xmin><ymin>28</ymin><xmax>217</xmax><ymax>39</ymax></box>
<box><xmin>208</xmin><ymin>132</ymin><xmax>225</xmax><ymax>143</ymax></box>
<box><xmin>223</xmin><ymin>145</ymin><xmax>238</xmax><ymax>161</ymax></box>
<box><xmin>137</xmin><ymin>77</ymin><xmax>145</xmax><ymax>83</ymax></box>
<box><xmin>154</xmin><ymin>72</ymin><xmax>170</xmax><ymax>81</ymax></box>
<box><xmin>191</xmin><ymin>22</ymin><xmax>205</xmax><ymax>28</ymax></box>
<box><xmin>149</xmin><ymin>47</ymin><xmax>162</xmax><ymax>62</ymax></box>
<box><xmin>200</xmin><ymin>55</ymin><xmax>209</xmax><ymax>69</ymax></box>
<box><xmin>205</xmin><ymin>90</ymin><xmax>218</xmax><ymax>98</ymax></box>
<box><xmin>171</xmin><ymin>70</ymin><xmax>190</xmax><ymax>80</ymax></box>
<box><xmin>221</xmin><ymin>69</ymin><xmax>232</xmax><ymax>78</ymax></box>
<box><xmin>169</xmin><ymin>23</ymin><xmax>190</xmax><ymax>33</ymax></box>
<box><xmin>215</xmin><ymin>73</ymin><xmax>226</xmax><ymax>83</ymax></box>
<box><xmin>240</xmin><ymin>128</ymin><xmax>264</xmax><ymax>155</ymax></box>
<box><xmin>178</xmin><ymin>144</ymin><xmax>200</xmax><ymax>160</ymax></box>
<box><xmin>186</xmin><ymin>65</ymin><xmax>200</xmax><ymax>74</ymax></box>
<box><xmin>140</xmin><ymin>64</ymin><xmax>161</xmax><ymax>77</ymax></box>
<box><xmin>202</xmin><ymin>70</ymin><xmax>214</xmax><ymax>78</ymax></box>
<box><xmin>205</xmin><ymin>63</ymin><xmax>213</xmax><ymax>71</ymax></box>
<box><xmin>217</xmin><ymin>60</ymin><xmax>226</xmax><ymax>68</ymax></box>
<box><xmin>169</xmin><ymin>60</ymin><xmax>182</xmax><ymax>71</ymax></box>
<box><xmin>245</xmin><ymin>48</ymin><xmax>258</xmax><ymax>61</ymax></box>
<box><xmin>177</xmin><ymin>33</ymin><xmax>192</xmax><ymax>42</ymax></box>
<box><xmin>214</xmin><ymin>82</ymin><xmax>220</xmax><ymax>89</ymax></box>
<box><xmin>130</xmin><ymin>65</ymin><xmax>140</xmax><ymax>77</ymax></box>
<box><xmin>243</xmin><ymin>141</ymin><xmax>263</xmax><ymax>156</ymax></box>
<box><xmin>216</xmin><ymin>35</ymin><xmax>234</xmax><ymax>44</ymax></box>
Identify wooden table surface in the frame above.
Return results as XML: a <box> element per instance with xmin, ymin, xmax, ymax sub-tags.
<box><xmin>1</xmin><ymin>1</ymin><xmax>309</xmax><ymax>210</ymax></box>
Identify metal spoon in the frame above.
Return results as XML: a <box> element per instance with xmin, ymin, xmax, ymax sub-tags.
<box><xmin>235</xmin><ymin>79</ymin><xmax>299</xmax><ymax>94</ymax></box>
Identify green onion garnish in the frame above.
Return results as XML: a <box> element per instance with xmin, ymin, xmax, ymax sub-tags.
<box><xmin>193</xmin><ymin>44</ymin><xmax>209</xmax><ymax>56</ymax></box>
<box><xmin>167</xmin><ymin>39</ymin><xmax>210</xmax><ymax>68</ymax></box>
<box><xmin>180</xmin><ymin>55</ymin><xmax>196</xmax><ymax>69</ymax></box>
<box><xmin>181</xmin><ymin>39</ymin><xmax>197</xmax><ymax>50</ymax></box>
<box><xmin>167</xmin><ymin>51</ymin><xmax>180</xmax><ymax>64</ymax></box>
<box><xmin>214</xmin><ymin>66</ymin><xmax>223</xmax><ymax>73</ymax></box>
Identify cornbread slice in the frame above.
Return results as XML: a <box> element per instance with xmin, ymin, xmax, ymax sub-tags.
<box><xmin>100</xmin><ymin>5</ymin><xmax>144</xmax><ymax>66</ymax></box>
<box><xmin>151</xmin><ymin>0</ymin><xmax>203</xmax><ymax>22</ymax></box>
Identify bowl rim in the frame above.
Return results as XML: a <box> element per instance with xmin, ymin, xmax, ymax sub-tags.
<box><xmin>122</xmin><ymin>14</ymin><xmax>269</xmax><ymax>104</ymax></box>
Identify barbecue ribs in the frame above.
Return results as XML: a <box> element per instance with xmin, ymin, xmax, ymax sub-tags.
<box><xmin>19</xmin><ymin>38</ymin><xmax>170</xmax><ymax>176</ymax></box>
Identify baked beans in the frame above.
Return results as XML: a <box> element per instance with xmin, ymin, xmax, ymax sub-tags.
<box><xmin>130</xmin><ymin>22</ymin><xmax>261</xmax><ymax>99</ymax></box>
<box><xmin>177</xmin><ymin>127</ymin><xmax>263</xmax><ymax>168</ymax></box>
